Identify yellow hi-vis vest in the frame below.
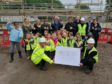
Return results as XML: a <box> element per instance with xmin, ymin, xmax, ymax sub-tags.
<box><xmin>32</xmin><ymin>37</ymin><xmax>40</xmax><ymax>50</ymax></box>
<box><xmin>78</xmin><ymin>24</ymin><xmax>87</xmax><ymax>36</ymax></box>
<box><xmin>61</xmin><ymin>37</ymin><xmax>68</xmax><ymax>47</ymax></box>
<box><xmin>25</xmin><ymin>39</ymin><xmax>33</xmax><ymax>51</ymax></box>
<box><xmin>44</xmin><ymin>39</ymin><xmax>56</xmax><ymax>52</ymax></box>
<box><xmin>68</xmin><ymin>39</ymin><xmax>75</xmax><ymax>47</ymax></box>
<box><xmin>83</xmin><ymin>47</ymin><xmax>98</xmax><ymax>63</ymax></box>
<box><xmin>74</xmin><ymin>40</ymin><xmax>83</xmax><ymax>48</ymax></box>
<box><xmin>31</xmin><ymin>44</ymin><xmax>53</xmax><ymax>65</ymax></box>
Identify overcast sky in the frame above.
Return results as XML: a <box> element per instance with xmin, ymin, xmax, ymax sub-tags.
<box><xmin>59</xmin><ymin>0</ymin><xmax>106</xmax><ymax>5</ymax></box>
<box><xmin>59</xmin><ymin>0</ymin><xmax>106</xmax><ymax>12</ymax></box>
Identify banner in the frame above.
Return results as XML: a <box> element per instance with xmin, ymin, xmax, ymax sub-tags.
<box><xmin>54</xmin><ymin>46</ymin><xmax>81</xmax><ymax>67</ymax></box>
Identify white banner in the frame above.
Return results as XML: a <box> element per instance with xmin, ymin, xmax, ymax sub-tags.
<box><xmin>54</xmin><ymin>46</ymin><xmax>81</xmax><ymax>67</ymax></box>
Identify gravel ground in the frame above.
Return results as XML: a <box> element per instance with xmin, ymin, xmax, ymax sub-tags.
<box><xmin>0</xmin><ymin>43</ymin><xmax>112</xmax><ymax>84</ymax></box>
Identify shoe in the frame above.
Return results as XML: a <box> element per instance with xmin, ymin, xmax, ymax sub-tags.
<box><xmin>84</xmin><ymin>69</ymin><xmax>92</xmax><ymax>74</ymax></box>
<box><xmin>40</xmin><ymin>67</ymin><xmax>48</xmax><ymax>71</ymax></box>
<box><xmin>9</xmin><ymin>59</ymin><xmax>14</xmax><ymax>63</ymax></box>
<box><xmin>9</xmin><ymin>53</ymin><xmax>14</xmax><ymax>63</ymax></box>
<box><xmin>18</xmin><ymin>51</ymin><xmax>22</xmax><ymax>59</ymax></box>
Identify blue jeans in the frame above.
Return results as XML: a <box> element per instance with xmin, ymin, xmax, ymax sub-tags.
<box><xmin>10</xmin><ymin>41</ymin><xmax>21</xmax><ymax>53</ymax></box>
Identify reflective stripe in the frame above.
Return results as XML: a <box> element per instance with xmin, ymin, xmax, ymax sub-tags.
<box><xmin>33</xmin><ymin>53</ymin><xmax>44</xmax><ymax>63</ymax></box>
<box><xmin>33</xmin><ymin>48</ymin><xmax>41</xmax><ymax>54</ymax></box>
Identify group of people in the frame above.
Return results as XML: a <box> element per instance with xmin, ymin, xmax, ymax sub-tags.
<box><xmin>6</xmin><ymin>16</ymin><xmax>102</xmax><ymax>74</ymax></box>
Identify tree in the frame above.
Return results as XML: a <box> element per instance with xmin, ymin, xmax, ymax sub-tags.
<box><xmin>25</xmin><ymin>0</ymin><xmax>64</xmax><ymax>8</ymax></box>
<box><xmin>75</xmin><ymin>3</ymin><xmax>90</xmax><ymax>11</ymax></box>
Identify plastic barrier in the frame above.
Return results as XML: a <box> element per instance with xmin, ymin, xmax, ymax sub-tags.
<box><xmin>108</xmin><ymin>29</ymin><xmax>112</xmax><ymax>43</ymax></box>
<box><xmin>0</xmin><ymin>30</ymin><xmax>10</xmax><ymax>47</ymax></box>
<box><xmin>98</xmin><ymin>28</ymin><xmax>110</xmax><ymax>42</ymax></box>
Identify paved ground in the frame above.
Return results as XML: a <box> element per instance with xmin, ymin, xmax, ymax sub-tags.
<box><xmin>0</xmin><ymin>43</ymin><xmax>112</xmax><ymax>84</ymax></box>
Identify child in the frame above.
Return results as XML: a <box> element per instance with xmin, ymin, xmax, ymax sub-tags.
<box><xmin>74</xmin><ymin>32</ymin><xmax>83</xmax><ymax>49</ymax></box>
<box><xmin>25</xmin><ymin>34</ymin><xmax>34</xmax><ymax>59</ymax></box>
<box><xmin>67</xmin><ymin>32</ymin><xmax>75</xmax><ymax>47</ymax></box>
<box><xmin>61</xmin><ymin>32</ymin><xmax>68</xmax><ymax>47</ymax></box>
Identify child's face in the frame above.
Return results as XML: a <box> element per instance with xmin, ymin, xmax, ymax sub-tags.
<box><xmin>52</xmin><ymin>33</ymin><xmax>57</xmax><ymax>39</ymax></box>
<box><xmin>62</xmin><ymin>32</ymin><xmax>67</xmax><ymax>37</ymax></box>
<box><xmin>58</xmin><ymin>35</ymin><xmax>62</xmax><ymax>40</ymax></box>
<box><xmin>44</xmin><ymin>31</ymin><xmax>48</xmax><ymax>36</ymax></box>
<box><xmin>77</xmin><ymin>36</ymin><xmax>81</xmax><ymax>41</ymax></box>
<box><xmin>26</xmin><ymin>34</ymin><xmax>31</xmax><ymax>39</ymax></box>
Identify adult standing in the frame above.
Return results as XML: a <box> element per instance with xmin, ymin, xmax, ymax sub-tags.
<box><xmin>77</xmin><ymin>17</ymin><xmax>88</xmax><ymax>40</ymax></box>
<box><xmin>65</xmin><ymin>17</ymin><xmax>77</xmax><ymax>35</ymax></box>
<box><xmin>51</xmin><ymin>16</ymin><xmax>63</xmax><ymax>32</ymax></box>
<box><xmin>6</xmin><ymin>22</ymin><xmax>23</xmax><ymax>63</ymax></box>
<box><xmin>90</xmin><ymin>19</ymin><xmax>101</xmax><ymax>47</ymax></box>
<box><xmin>22</xmin><ymin>18</ymin><xmax>32</xmax><ymax>39</ymax></box>
<box><xmin>41</xmin><ymin>19</ymin><xmax>51</xmax><ymax>35</ymax></box>
<box><xmin>33</xmin><ymin>19</ymin><xmax>42</xmax><ymax>35</ymax></box>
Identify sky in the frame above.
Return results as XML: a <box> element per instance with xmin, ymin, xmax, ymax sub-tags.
<box><xmin>59</xmin><ymin>0</ymin><xmax>106</xmax><ymax>12</ymax></box>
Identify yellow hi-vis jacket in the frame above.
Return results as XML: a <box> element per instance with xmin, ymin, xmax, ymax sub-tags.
<box><xmin>32</xmin><ymin>37</ymin><xmax>40</xmax><ymax>50</ymax></box>
<box><xmin>44</xmin><ymin>39</ymin><xmax>56</xmax><ymax>52</ymax></box>
<box><xmin>83</xmin><ymin>47</ymin><xmax>98</xmax><ymax>63</ymax></box>
<box><xmin>78</xmin><ymin>24</ymin><xmax>87</xmax><ymax>36</ymax></box>
<box><xmin>31</xmin><ymin>44</ymin><xmax>53</xmax><ymax>65</ymax></box>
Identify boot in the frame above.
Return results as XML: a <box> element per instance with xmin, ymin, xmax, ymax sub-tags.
<box><xmin>9</xmin><ymin>53</ymin><xmax>14</xmax><ymax>63</ymax></box>
<box><xmin>18</xmin><ymin>51</ymin><xmax>22</xmax><ymax>59</ymax></box>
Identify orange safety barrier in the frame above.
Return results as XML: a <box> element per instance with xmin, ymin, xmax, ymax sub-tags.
<box><xmin>108</xmin><ymin>29</ymin><xmax>112</xmax><ymax>43</ymax></box>
<box><xmin>0</xmin><ymin>30</ymin><xmax>10</xmax><ymax>47</ymax></box>
<box><xmin>98</xmin><ymin>28</ymin><xmax>110</xmax><ymax>42</ymax></box>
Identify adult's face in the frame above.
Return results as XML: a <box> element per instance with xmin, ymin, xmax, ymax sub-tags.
<box><xmin>24</xmin><ymin>18</ymin><xmax>30</xmax><ymax>24</ymax></box>
<box><xmin>36</xmin><ymin>19</ymin><xmax>41</xmax><ymax>25</ymax></box>
<box><xmin>14</xmin><ymin>22</ymin><xmax>20</xmax><ymax>29</ymax></box>
<box><xmin>40</xmin><ymin>42</ymin><xmax>46</xmax><ymax>48</ymax></box>
<box><xmin>93</xmin><ymin>19</ymin><xmax>97</xmax><ymax>24</ymax></box>
<box><xmin>76</xmin><ymin>16</ymin><xmax>80</xmax><ymax>21</ymax></box>
<box><xmin>68</xmin><ymin>18</ymin><xmax>73</xmax><ymax>23</ymax></box>
<box><xmin>87</xmin><ymin>43</ymin><xmax>94</xmax><ymax>49</ymax></box>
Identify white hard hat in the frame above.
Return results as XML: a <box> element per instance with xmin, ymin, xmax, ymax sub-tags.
<box><xmin>87</xmin><ymin>38</ymin><xmax>95</xmax><ymax>44</ymax></box>
<box><xmin>39</xmin><ymin>37</ymin><xmax>46</xmax><ymax>43</ymax></box>
<box><xmin>80</xmin><ymin>17</ymin><xmax>85</xmax><ymax>21</ymax></box>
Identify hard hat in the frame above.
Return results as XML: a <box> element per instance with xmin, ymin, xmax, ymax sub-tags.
<box><xmin>39</xmin><ymin>37</ymin><xmax>46</xmax><ymax>43</ymax></box>
<box><xmin>80</xmin><ymin>17</ymin><xmax>85</xmax><ymax>21</ymax></box>
<box><xmin>87</xmin><ymin>38</ymin><xmax>95</xmax><ymax>44</ymax></box>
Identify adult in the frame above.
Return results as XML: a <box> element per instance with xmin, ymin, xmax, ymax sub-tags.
<box><xmin>51</xmin><ymin>16</ymin><xmax>63</xmax><ymax>32</ymax></box>
<box><xmin>33</xmin><ymin>19</ymin><xmax>42</xmax><ymax>35</ymax></box>
<box><xmin>31</xmin><ymin>37</ymin><xmax>53</xmax><ymax>71</ymax></box>
<box><xmin>77</xmin><ymin>17</ymin><xmax>88</xmax><ymax>40</ymax></box>
<box><xmin>81</xmin><ymin>38</ymin><xmax>98</xmax><ymax>74</ymax></box>
<box><xmin>74</xmin><ymin>16</ymin><xmax>81</xmax><ymax>25</ymax></box>
<box><xmin>65</xmin><ymin>17</ymin><xmax>76</xmax><ymax>35</ymax></box>
<box><xmin>6</xmin><ymin>22</ymin><xmax>23</xmax><ymax>63</ymax></box>
<box><xmin>22</xmin><ymin>18</ymin><xmax>32</xmax><ymax>39</ymax></box>
<box><xmin>41</xmin><ymin>19</ymin><xmax>51</xmax><ymax>35</ymax></box>
<box><xmin>90</xmin><ymin>19</ymin><xmax>102</xmax><ymax>47</ymax></box>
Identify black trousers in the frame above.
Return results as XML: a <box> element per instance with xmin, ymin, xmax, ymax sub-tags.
<box><xmin>94</xmin><ymin>36</ymin><xmax>99</xmax><ymax>47</ymax></box>
<box><xmin>81</xmin><ymin>58</ymin><xmax>96</xmax><ymax>71</ymax></box>
<box><xmin>50</xmin><ymin>51</ymin><xmax>55</xmax><ymax>60</ymax></box>
<box><xmin>38</xmin><ymin>60</ymin><xmax>46</xmax><ymax>68</ymax></box>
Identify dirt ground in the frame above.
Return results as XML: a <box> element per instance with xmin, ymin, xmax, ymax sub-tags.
<box><xmin>0</xmin><ymin>43</ymin><xmax>112</xmax><ymax>84</ymax></box>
